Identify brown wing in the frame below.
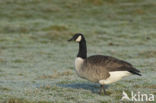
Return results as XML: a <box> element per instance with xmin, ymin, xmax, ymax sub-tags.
<box><xmin>86</xmin><ymin>55</ymin><xmax>141</xmax><ymax>76</ymax></box>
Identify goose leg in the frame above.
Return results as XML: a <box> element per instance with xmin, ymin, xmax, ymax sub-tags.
<box><xmin>103</xmin><ymin>86</ymin><xmax>106</xmax><ymax>95</ymax></box>
<box><xmin>99</xmin><ymin>85</ymin><xmax>103</xmax><ymax>94</ymax></box>
<box><xmin>99</xmin><ymin>85</ymin><xmax>107</xmax><ymax>95</ymax></box>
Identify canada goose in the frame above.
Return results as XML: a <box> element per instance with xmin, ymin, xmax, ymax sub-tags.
<box><xmin>68</xmin><ymin>33</ymin><xmax>141</xmax><ymax>95</ymax></box>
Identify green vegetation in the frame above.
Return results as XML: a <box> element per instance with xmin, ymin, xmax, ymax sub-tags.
<box><xmin>0</xmin><ymin>0</ymin><xmax>155</xmax><ymax>102</ymax></box>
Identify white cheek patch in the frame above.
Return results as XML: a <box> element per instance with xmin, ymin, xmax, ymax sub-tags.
<box><xmin>76</xmin><ymin>36</ymin><xmax>82</xmax><ymax>42</ymax></box>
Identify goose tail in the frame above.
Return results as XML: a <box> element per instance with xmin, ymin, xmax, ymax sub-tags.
<box><xmin>129</xmin><ymin>68</ymin><xmax>142</xmax><ymax>76</ymax></box>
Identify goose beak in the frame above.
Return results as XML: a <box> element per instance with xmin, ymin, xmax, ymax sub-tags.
<box><xmin>68</xmin><ymin>37</ymin><xmax>74</xmax><ymax>42</ymax></box>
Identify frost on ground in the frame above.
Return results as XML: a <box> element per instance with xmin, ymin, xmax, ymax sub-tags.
<box><xmin>0</xmin><ymin>0</ymin><xmax>156</xmax><ymax>103</ymax></box>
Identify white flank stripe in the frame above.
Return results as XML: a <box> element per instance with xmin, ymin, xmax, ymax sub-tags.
<box><xmin>99</xmin><ymin>71</ymin><xmax>132</xmax><ymax>85</ymax></box>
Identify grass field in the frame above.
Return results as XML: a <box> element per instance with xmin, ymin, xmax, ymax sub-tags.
<box><xmin>0</xmin><ymin>0</ymin><xmax>156</xmax><ymax>103</ymax></box>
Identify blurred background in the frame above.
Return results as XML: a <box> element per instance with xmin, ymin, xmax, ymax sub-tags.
<box><xmin>0</xmin><ymin>0</ymin><xmax>155</xmax><ymax>103</ymax></box>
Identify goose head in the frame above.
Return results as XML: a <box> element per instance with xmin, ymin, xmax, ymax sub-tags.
<box><xmin>68</xmin><ymin>33</ymin><xmax>84</xmax><ymax>43</ymax></box>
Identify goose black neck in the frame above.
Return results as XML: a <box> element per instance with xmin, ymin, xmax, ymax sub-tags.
<box><xmin>77</xmin><ymin>39</ymin><xmax>87</xmax><ymax>59</ymax></box>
